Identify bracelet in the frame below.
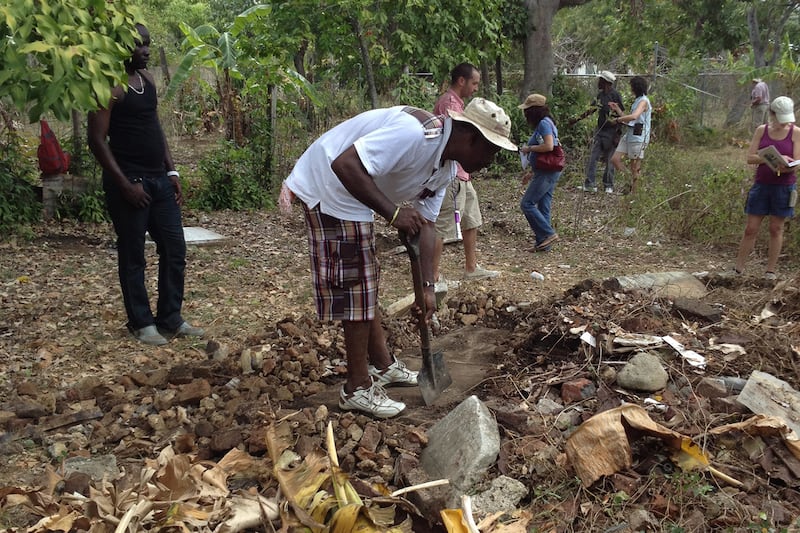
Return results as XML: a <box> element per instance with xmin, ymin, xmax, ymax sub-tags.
<box><xmin>388</xmin><ymin>206</ymin><xmax>400</xmax><ymax>225</ymax></box>
<box><xmin>167</xmin><ymin>170</ymin><xmax>180</xmax><ymax>178</ymax></box>
<box><xmin>422</xmin><ymin>281</ymin><xmax>435</xmax><ymax>289</ymax></box>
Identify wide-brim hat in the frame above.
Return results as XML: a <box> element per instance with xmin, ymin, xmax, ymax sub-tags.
<box><xmin>518</xmin><ymin>93</ymin><xmax>547</xmax><ymax>110</ymax></box>
<box><xmin>599</xmin><ymin>70</ymin><xmax>616</xmax><ymax>83</ymax></box>
<box><xmin>771</xmin><ymin>96</ymin><xmax>796</xmax><ymax>123</ymax></box>
<box><xmin>449</xmin><ymin>98</ymin><xmax>517</xmax><ymax>151</ymax></box>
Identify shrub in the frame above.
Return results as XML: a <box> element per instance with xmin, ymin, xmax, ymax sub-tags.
<box><xmin>618</xmin><ymin>143</ymin><xmax>749</xmax><ymax>246</ymax></box>
<box><xmin>0</xmin><ymin>130</ymin><xmax>40</xmax><ymax>234</ymax></box>
<box><xmin>189</xmin><ymin>141</ymin><xmax>273</xmax><ymax>211</ymax></box>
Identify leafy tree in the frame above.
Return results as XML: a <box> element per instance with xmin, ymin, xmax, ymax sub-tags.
<box><xmin>0</xmin><ymin>0</ymin><xmax>141</xmax><ymax>122</ymax></box>
<box><xmin>167</xmin><ymin>5</ymin><xmax>316</xmax><ymax>144</ymax></box>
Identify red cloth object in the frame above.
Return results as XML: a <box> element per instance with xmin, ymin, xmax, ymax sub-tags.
<box><xmin>37</xmin><ymin>120</ymin><xmax>70</xmax><ymax>175</ymax></box>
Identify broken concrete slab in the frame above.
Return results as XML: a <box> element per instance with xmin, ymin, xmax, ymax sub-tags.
<box><xmin>146</xmin><ymin>227</ymin><xmax>228</xmax><ymax>246</ymax></box>
<box><xmin>612</xmin><ymin>271</ymin><xmax>707</xmax><ymax>299</ymax></box>
<box><xmin>672</xmin><ymin>297</ymin><xmax>723</xmax><ymax>323</ymax></box>
<box><xmin>738</xmin><ymin>371</ymin><xmax>800</xmax><ymax>437</ymax></box>
<box><xmin>420</xmin><ymin>395</ymin><xmax>500</xmax><ymax>492</ymax></box>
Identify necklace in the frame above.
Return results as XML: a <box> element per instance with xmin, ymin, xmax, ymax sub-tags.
<box><xmin>128</xmin><ymin>72</ymin><xmax>144</xmax><ymax>95</ymax></box>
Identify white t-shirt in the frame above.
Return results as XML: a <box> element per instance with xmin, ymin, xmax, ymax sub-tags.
<box><xmin>285</xmin><ymin>106</ymin><xmax>455</xmax><ymax>222</ymax></box>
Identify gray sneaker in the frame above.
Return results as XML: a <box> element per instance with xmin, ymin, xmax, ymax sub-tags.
<box><xmin>339</xmin><ymin>381</ymin><xmax>405</xmax><ymax>418</ymax></box>
<box><xmin>160</xmin><ymin>321</ymin><xmax>205</xmax><ymax>338</ymax></box>
<box><xmin>369</xmin><ymin>358</ymin><xmax>418</xmax><ymax>387</ymax></box>
<box><xmin>464</xmin><ymin>265</ymin><xmax>500</xmax><ymax>280</ymax></box>
<box><xmin>132</xmin><ymin>325</ymin><xmax>168</xmax><ymax>346</ymax></box>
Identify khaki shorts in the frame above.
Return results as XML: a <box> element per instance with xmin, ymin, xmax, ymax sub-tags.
<box><xmin>435</xmin><ymin>179</ymin><xmax>483</xmax><ymax>240</ymax></box>
<box><xmin>615</xmin><ymin>133</ymin><xmax>648</xmax><ymax>160</ymax></box>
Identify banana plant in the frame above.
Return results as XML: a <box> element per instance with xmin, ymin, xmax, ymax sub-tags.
<box><xmin>166</xmin><ymin>4</ymin><xmax>317</xmax><ymax>144</ymax></box>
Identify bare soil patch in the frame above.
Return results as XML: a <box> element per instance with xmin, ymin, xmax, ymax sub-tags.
<box><xmin>2</xmin><ymin>153</ymin><xmax>800</xmax><ymax>531</ymax></box>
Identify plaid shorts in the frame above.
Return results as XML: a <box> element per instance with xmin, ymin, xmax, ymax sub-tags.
<box><xmin>302</xmin><ymin>202</ymin><xmax>379</xmax><ymax>322</ymax></box>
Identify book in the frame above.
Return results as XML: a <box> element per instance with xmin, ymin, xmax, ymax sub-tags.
<box><xmin>757</xmin><ymin>145</ymin><xmax>800</xmax><ymax>173</ymax></box>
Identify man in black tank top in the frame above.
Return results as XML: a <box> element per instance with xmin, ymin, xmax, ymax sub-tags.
<box><xmin>88</xmin><ymin>23</ymin><xmax>203</xmax><ymax>346</ymax></box>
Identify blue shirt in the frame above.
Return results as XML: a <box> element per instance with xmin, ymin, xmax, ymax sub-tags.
<box><xmin>526</xmin><ymin>117</ymin><xmax>559</xmax><ymax>168</ymax></box>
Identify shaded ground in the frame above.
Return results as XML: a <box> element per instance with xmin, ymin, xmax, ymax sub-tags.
<box><xmin>2</xmin><ymin>155</ymin><xmax>800</xmax><ymax>531</ymax></box>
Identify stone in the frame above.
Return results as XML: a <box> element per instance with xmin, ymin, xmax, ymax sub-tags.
<box><xmin>420</xmin><ymin>395</ymin><xmax>500</xmax><ymax>492</ymax></box>
<box><xmin>696</xmin><ymin>377</ymin><xmax>728</xmax><ymax>399</ymax></box>
<box><xmin>175</xmin><ymin>379</ymin><xmax>211</xmax><ymax>405</ymax></box>
<box><xmin>616</xmin><ymin>352</ymin><xmax>668</xmax><ymax>392</ymax></box>
<box><xmin>560</xmin><ymin>378</ymin><xmax>596</xmax><ymax>403</ymax></box>
<box><xmin>359</xmin><ymin>424</ymin><xmax>382</xmax><ymax>453</ymax></box>
<box><xmin>471</xmin><ymin>476</ymin><xmax>528</xmax><ymax>516</ymax></box>
<box><xmin>535</xmin><ymin>397</ymin><xmax>564</xmax><ymax>415</ymax></box>
<box><xmin>672</xmin><ymin>297</ymin><xmax>723</xmax><ymax>323</ymax></box>
<box><xmin>210</xmin><ymin>428</ymin><xmax>243</xmax><ymax>452</ymax></box>
<box><xmin>63</xmin><ymin>454</ymin><xmax>119</xmax><ymax>482</ymax></box>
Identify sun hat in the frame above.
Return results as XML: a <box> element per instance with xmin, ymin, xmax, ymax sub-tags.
<box><xmin>599</xmin><ymin>71</ymin><xmax>616</xmax><ymax>83</ymax></box>
<box><xmin>517</xmin><ymin>93</ymin><xmax>547</xmax><ymax>110</ymax></box>
<box><xmin>752</xmin><ymin>78</ymin><xmax>762</xmax><ymax>83</ymax></box>
<box><xmin>449</xmin><ymin>98</ymin><xmax>517</xmax><ymax>151</ymax></box>
<box><xmin>770</xmin><ymin>96</ymin><xmax>796</xmax><ymax>123</ymax></box>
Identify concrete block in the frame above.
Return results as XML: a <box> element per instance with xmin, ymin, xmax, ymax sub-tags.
<box><xmin>420</xmin><ymin>395</ymin><xmax>500</xmax><ymax>492</ymax></box>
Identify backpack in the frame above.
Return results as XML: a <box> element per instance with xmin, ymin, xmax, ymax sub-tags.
<box><xmin>37</xmin><ymin>120</ymin><xmax>70</xmax><ymax>175</ymax></box>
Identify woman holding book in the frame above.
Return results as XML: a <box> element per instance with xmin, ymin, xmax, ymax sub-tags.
<box><xmin>733</xmin><ymin>96</ymin><xmax>798</xmax><ymax>280</ymax></box>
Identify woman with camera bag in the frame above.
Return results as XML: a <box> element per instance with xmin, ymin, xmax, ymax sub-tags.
<box><xmin>518</xmin><ymin>93</ymin><xmax>564</xmax><ymax>252</ymax></box>
<box><xmin>609</xmin><ymin>76</ymin><xmax>652</xmax><ymax>194</ymax></box>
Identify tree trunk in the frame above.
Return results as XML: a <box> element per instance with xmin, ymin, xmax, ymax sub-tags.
<box><xmin>521</xmin><ymin>0</ymin><xmax>560</xmax><ymax>98</ymax></box>
<box><xmin>71</xmin><ymin>109</ymin><xmax>81</xmax><ymax>161</ymax></box>
<box><xmin>158</xmin><ymin>47</ymin><xmax>171</xmax><ymax>85</ymax></box>
<box><xmin>350</xmin><ymin>16</ymin><xmax>378</xmax><ymax>109</ymax></box>
<box><xmin>520</xmin><ymin>0</ymin><xmax>589</xmax><ymax>99</ymax></box>
<box><xmin>495</xmin><ymin>56</ymin><xmax>503</xmax><ymax>96</ymax></box>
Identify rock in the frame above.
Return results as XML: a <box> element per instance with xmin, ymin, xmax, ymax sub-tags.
<box><xmin>696</xmin><ymin>377</ymin><xmax>728</xmax><ymax>399</ymax></box>
<box><xmin>16</xmin><ymin>381</ymin><xmax>39</xmax><ymax>396</ymax></box>
<box><xmin>535</xmin><ymin>397</ymin><xmax>564</xmax><ymax>415</ymax></box>
<box><xmin>560</xmin><ymin>378</ymin><xmax>596</xmax><ymax>403</ymax></box>
<box><xmin>167</xmin><ymin>364</ymin><xmax>195</xmax><ymax>385</ymax></box>
<box><xmin>672</xmin><ymin>297</ymin><xmax>723</xmax><ymax>323</ymax></box>
<box><xmin>471</xmin><ymin>476</ymin><xmax>528</xmax><ymax>516</ymax></box>
<box><xmin>13</xmin><ymin>399</ymin><xmax>53</xmax><ymax>419</ymax></box>
<box><xmin>460</xmin><ymin>314</ymin><xmax>479</xmax><ymax>326</ymax></box>
<box><xmin>175</xmin><ymin>379</ymin><xmax>211</xmax><ymax>405</ymax></box>
<box><xmin>420</xmin><ymin>395</ymin><xmax>500</xmax><ymax>492</ymax></box>
<box><xmin>277</xmin><ymin>321</ymin><xmax>305</xmax><ymax>339</ymax></box>
<box><xmin>63</xmin><ymin>454</ymin><xmax>119</xmax><ymax>482</ymax></box>
<box><xmin>195</xmin><ymin>420</ymin><xmax>215</xmax><ymax>437</ymax></box>
<box><xmin>617</xmin><ymin>352</ymin><xmax>668</xmax><ymax>392</ymax></box>
<box><xmin>62</xmin><ymin>472</ymin><xmax>92</xmax><ymax>496</ymax></box>
<box><xmin>210</xmin><ymin>428</ymin><xmax>243</xmax><ymax>452</ymax></box>
<box><xmin>359</xmin><ymin>424</ymin><xmax>382</xmax><ymax>453</ymax></box>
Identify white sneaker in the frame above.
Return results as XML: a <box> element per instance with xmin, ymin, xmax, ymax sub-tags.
<box><xmin>369</xmin><ymin>358</ymin><xmax>418</xmax><ymax>387</ymax></box>
<box><xmin>464</xmin><ymin>265</ymin><xmax>500</xmax><ymax>280</ymax></box>
<box><xmin>339</xmin><ymin>381</ymin><xmax>405</xmax><ymax>418</ymax></box>
<box><xmin>605</xmin><ymin>187</ymin><xmax>614</xmax><ymax>194</ymax></box>
<box><xmin>579</xmin><ymin>185</ymin><xmax>598</xmax><ymax>193</ymax></box>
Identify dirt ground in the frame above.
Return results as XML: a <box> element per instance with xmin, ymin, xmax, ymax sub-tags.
<box><xmin>2</xmin><ymin>154</ymin><xmax>800</xmax><ymax>531</ymax></box>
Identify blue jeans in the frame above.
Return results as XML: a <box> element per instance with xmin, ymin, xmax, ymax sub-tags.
<box><xmin>521</xmin><ymin>170</ymin><xmax>561</xmax><ymax>245</ymax></box>
<box><xmin>104</xmin><ymin>174</ymin><xmax>186</xmax><ymax>331</ymax></box>
<box><xmin>585</xmin><ymin>129</ymin><xmax>616</xmax><ymax>188</ymax></box>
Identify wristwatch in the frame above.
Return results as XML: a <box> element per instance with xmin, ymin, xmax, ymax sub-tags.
<box><xmin>422</xmin><ymin>281</ymin><xmax>435</xmax><ymax>289</ymax></box>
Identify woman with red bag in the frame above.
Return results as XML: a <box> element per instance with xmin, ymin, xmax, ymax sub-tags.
<box><xmin>519</xmin><ymin>93</ymin><xmax>563</xmax><ymax>252</ymax></box>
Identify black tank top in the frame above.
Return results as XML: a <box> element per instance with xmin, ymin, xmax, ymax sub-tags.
<box><xmin>108</xmin><ymin>72</ymin><xmax>167</xmax><ymax>176</ymax></box>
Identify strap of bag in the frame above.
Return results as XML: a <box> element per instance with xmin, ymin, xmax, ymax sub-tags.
<box><xmin>402</xmin><ymin>106</ymin><xmax>444</xmax><ymax>138</ymax></box>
